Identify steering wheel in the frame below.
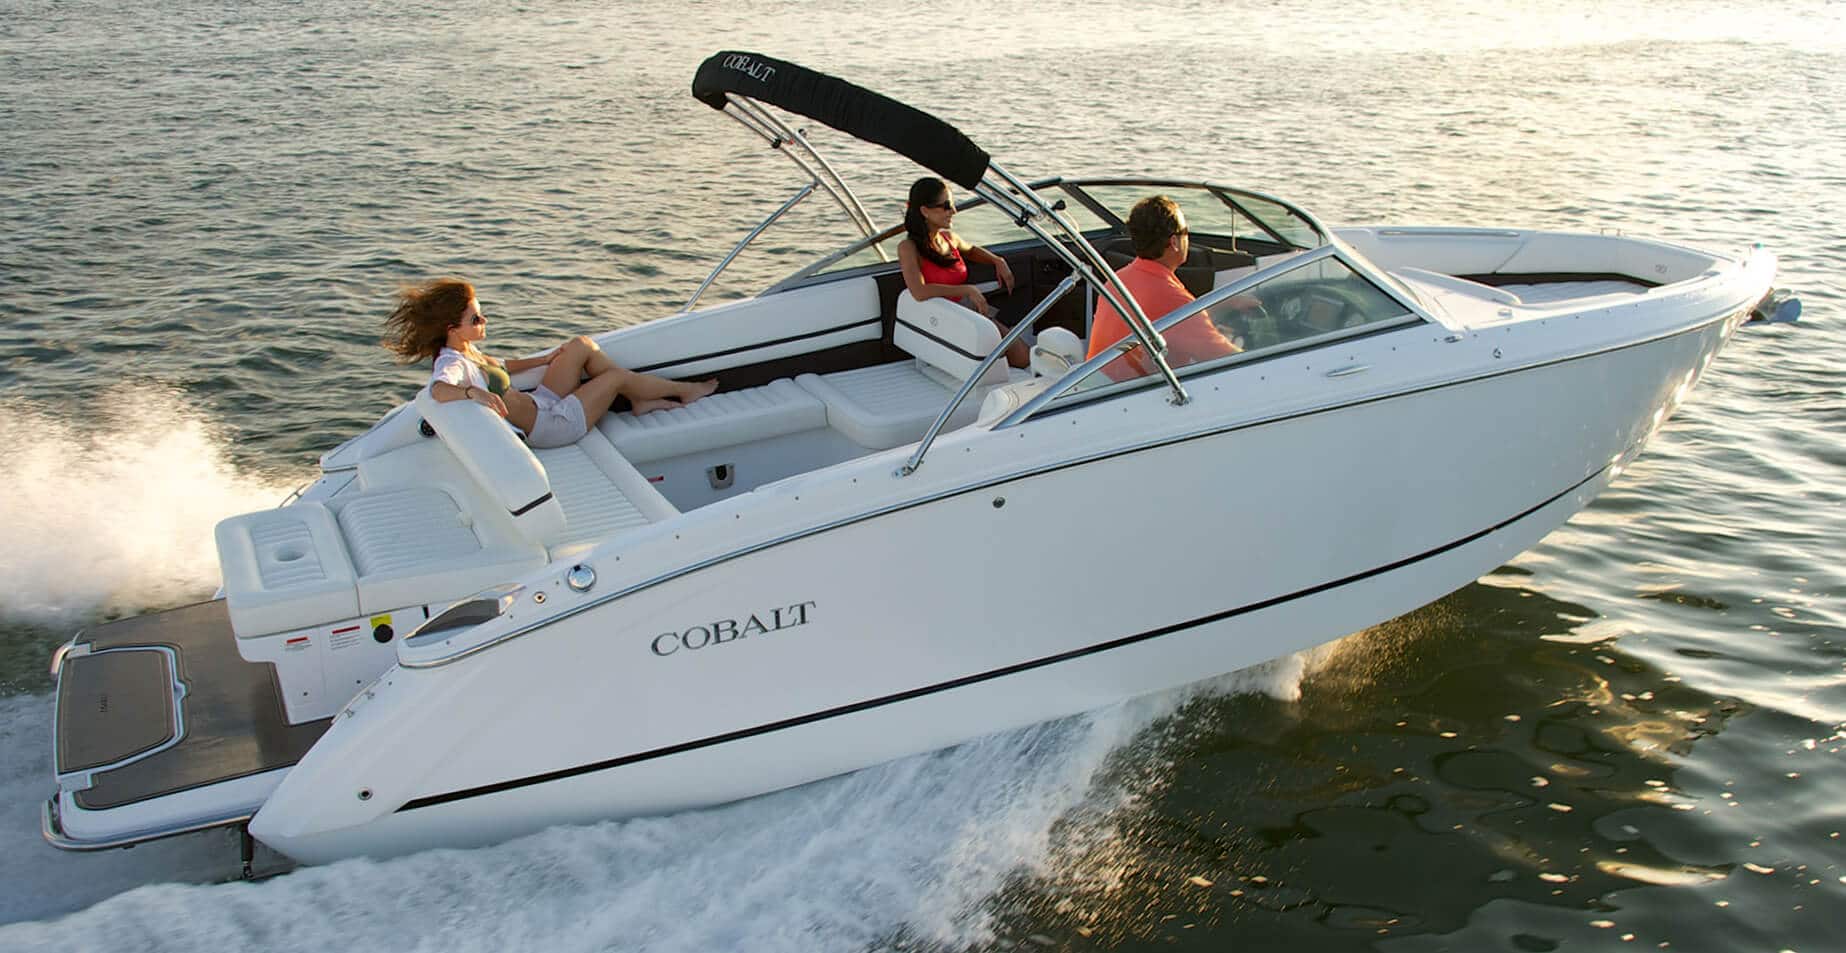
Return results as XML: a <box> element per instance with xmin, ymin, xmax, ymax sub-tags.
<box><xmin>1212</xmin><ymin>293</ymin><xmax>1275</xmax><ymax>352</ymax></box>
<box><xmin>1257</xmin><ymin>286</ymin><xmax>1371</xmax><ymax>345</ymax></box>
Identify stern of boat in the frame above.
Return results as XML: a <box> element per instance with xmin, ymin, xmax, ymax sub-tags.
<box><xmin>44</xmin><ymin>600</ymin><xmax>330</xmax><ymax>852</ymax></box>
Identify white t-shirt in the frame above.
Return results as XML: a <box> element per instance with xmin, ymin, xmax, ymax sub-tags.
<box><xmin>430</xmin><ymin>347</ymin><xmax>488</xmax><ymax>392</ymax></box>
<box><xmin>430</xmin><ymin>347</ymin><xmax>530</xmax><ymax>439</ymax></box>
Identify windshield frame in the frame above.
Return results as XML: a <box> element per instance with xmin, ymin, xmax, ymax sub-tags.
<box><xmin>997</xmin><ymin>242</ymin><xmax>1430</xmax><ymax>426</ymax></box>
<box><xmin>763</xmin><ymin>177</ymin><xmax>1329</xmax><ymax>296</ymax></box>
<box><xmin>1060</xmin><ymin>178</ymin><xmax>1327</xmax><ymax>251</ymax></box>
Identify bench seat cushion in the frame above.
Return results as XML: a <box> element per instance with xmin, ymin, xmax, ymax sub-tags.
<box><xmin>796</xmin><ymin>362</ymin><xmax>971</xmax><ymax>451</ymax></box>
<box><xmin>533</xmin><ymin>430</ymin><xmax>679</xmax><ymax>558</ymax></box>
<box><xmin>597</xmin><ymin>378</ymin><xmax>827</xmax><ymax>464</ymax></box>
<box><xmin>330</xmin><ymin>486</ymin><xmax>548</xmax><ymax>617</ymax></box>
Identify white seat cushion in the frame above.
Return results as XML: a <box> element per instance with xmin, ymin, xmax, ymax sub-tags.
<box><xmin>414</xmin><ymin>386</ymin><xmax>566</xmax><ymax>546</ymax></box>
<box><xmin>334</xmin><ymin>422</ymin><xmax>680</xmax><ymax>610</ymax></box>
<box><xmin>893</xmin><ymin>292</ymin><xmax>1009</xmax><ymax>388</ymax></box>
<box><xmin>533</xmin><ymin>431</ymin><xmax>679</xmax><ymax>558</ymax></box>
<box><xmin>1030</xmin><ymin>327</ymin><xmax>1085</xmax><ymax>377</ymax></box>
<box><xmin>597</xmin><ymin>378</ymin><xmax>826</xmax><ymax>464</ymax></box>
<box><xmin>796</xmin><ymin>362</ymin><xmax>973</xmax><ymax>450</ymax></box>
<box><xmin>329</xmin><ymin>486</ymin><xmax>547</xmax><ymax>617</ymax></box>
<box><xmin>216</xmin><ymin>502</ymin><xmax>360</xmax><ymax>639</ymax></box>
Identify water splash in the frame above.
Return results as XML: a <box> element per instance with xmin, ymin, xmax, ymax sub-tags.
<box><xmin>0</xmin><ymin>391</ymin><xmax>298</xmax><ymax>625</ymax></box>
<box><xmin>0</xmin><ymin>694</ymin><xmax>243</xmax><ymax>930</ymax></box>
<box><xmin>0</xmin><ymin>652</ymin><xmax>1339</xmax><ymax>948</ymax></box>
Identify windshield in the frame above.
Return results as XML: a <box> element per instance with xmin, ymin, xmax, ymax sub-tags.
<box><xmin>773</xmin><ymin>180</ymin><xmax>1318</xmax><ymax>293</ymax></box>
<box><xmin>786</xmin><ymin>184</ymin><xmax>1114</xmax><ymax>285</ymax></box>
<box><xmin>1072</xmin><ymin>182</ymin><xmax>1322</xmax><ymax>250</ymax></box>
<box><xmin>1054</xmin><ymin>250</ymin><xmax>1416</xmax><ymax>404</ymax></box>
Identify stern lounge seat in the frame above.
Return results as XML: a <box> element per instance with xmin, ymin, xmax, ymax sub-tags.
<box><xmin>219</xmin><ymin>437</ymin><xmax>559</xmax><ymax>639</ymax></box>
<box><xmin>217</xmin><ymin>391</ymin><xmax>681</xmax><ymax>639</ymax></box>
<box><xmin>330</xmin><ymin>483</ymin><xmax>547</xmax><ymax>617</ymax></box>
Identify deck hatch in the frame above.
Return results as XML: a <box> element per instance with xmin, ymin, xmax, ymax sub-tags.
<box><xmin>55</xmin><ymin>649</ymin><xmax>176</xmax><ymax>774</ymax></box>
<box><xmin>53</xmin><ymin>600</ymin><xmax>329</xmax><ymax>813</ymax></box>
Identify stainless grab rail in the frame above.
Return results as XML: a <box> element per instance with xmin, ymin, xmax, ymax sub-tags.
<box><xmin>684</xmin><ymin>181</ymin><xmax>816</xmax><ymax>311</ymax></box>
<box><xmin>42</xmin><ymin>796</ymin><xmax>252</xmax><ymax>852</ymax></box>
<box><xmin>978</xmin><ymin>165</ymin><xmax>1190</xmax><ymax>407</ymax></box>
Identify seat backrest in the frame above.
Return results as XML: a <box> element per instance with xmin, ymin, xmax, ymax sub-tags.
<box><xmin>1030</xmin><ymin>326</ymin><xmax>1085</xmax><ymax>377</ymax></box>
<box><xmin>413</xmin><ymin>387</ymin><xmax>567</xmax><ymax>546</ymax></box>
<box><xmin>894</xmin><ymin>292</ymin><xmax>1009</xmax><ymax>387</ymax></box>
<box><xmin>1102</xmin><ymin>245</ymin><xmax>1218</xmax><ymax>301</ymax></box>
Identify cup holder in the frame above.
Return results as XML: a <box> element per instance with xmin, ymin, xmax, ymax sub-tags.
<box><xmin>272</xmin><ymin>546</ymin><xmax>306</xmax><ymax>563</ymax></box>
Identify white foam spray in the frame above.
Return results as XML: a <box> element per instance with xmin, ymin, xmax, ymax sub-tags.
<box><xmin>0</xmin><ymin>652</ymin><xmax>1341</xmax><ymax>949</ymax></box>
<box><xmin>0</xmin><ymin>392</ymin><xmax>300</xmax><ymax>624</ymax></box>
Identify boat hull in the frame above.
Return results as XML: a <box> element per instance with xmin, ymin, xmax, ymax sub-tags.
<box><xmin>252</xmin><ymin>305</ymin><xmax>1745</xmax><ymax>864</ymax></box>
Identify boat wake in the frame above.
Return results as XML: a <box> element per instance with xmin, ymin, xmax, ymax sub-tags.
<box><xmin>0</xmin><ymin>394</ymin><xmax>298</xmax><ymax>626</ymax></box>
<box><xmin>0</xmin><ymin>656</ymin><xmax>1336</xmax><ymax>949</ymax></box>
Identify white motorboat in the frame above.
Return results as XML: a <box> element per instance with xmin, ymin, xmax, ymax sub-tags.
<box><xmin>44</xmin><ymin>51</ymin><xmax>1800</xmax><ymax>869</ymax></box>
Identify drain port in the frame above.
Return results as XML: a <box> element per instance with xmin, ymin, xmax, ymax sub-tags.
<box><xmin>707</xmin><ymin>463</ymin><xmax>735</xmax><ymax>490</ymax></box>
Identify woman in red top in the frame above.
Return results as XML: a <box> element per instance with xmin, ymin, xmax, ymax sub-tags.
<box><xmin>896</xmin><ymin>176</ymin><xmax>1029</xmax><ymax>368</ymax></box>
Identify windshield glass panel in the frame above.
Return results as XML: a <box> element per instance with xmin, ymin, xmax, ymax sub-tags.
<box><xmin>1230</xmin><ymin>193</ymin><xmax>1321</xmax><ymax>249</ymax></box>
<box><xmin>1076</xmin><ymin>184</ymin><xmax>1265</xmax><ymax>244</ymax></box>
<box><xmin>804</xmin><ymin>190</ymin><xmax>1108</xmax><ymax>281</ymax></box>
<box><xmin>813</xmin><ymin>235</ymin><xmax>901</xmax><ymax>276</ymax></box>
<box><xmin>1048</xmin><ymin>187</ymin><xmax>1115</xmax><ymax>235</ymax></box>
<box><xmin>936</xmin><ymin>200</ymin><xmax>1021</xmax><ymax>250</ymax></box>
<box><xmin>1054</xmin><ymin>254</ymin><xmax>1413</xmax><ymax>400</ymax></box>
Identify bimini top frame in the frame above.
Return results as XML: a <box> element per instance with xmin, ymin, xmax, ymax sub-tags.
<box><xmin>690</xmin><ymin>50</ymin><xmax>1191</xmax><ymax>407</ymax></box>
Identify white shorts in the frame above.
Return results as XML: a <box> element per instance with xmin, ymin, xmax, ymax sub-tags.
<box><xmin>523</xmin><ymin>385</ymin><xmax>588</xmax><ymax>449</ymax></box>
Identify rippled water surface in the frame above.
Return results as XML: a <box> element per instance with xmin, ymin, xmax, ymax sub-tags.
<box><xmin>2</xmin><ymin>1</ymin><xmax>1842</xmax><ymax>950</ymax></box>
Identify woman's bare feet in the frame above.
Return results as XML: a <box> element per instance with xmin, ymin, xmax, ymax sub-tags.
<box><xmin>629</xmin><ymin>397</ymin><xmax>681</xmax><ymax>415</ymax></box>
<box><xmin>675</xmin><ymin>379</ymin><xmax>719</xmax><ymax>404</ymax></box>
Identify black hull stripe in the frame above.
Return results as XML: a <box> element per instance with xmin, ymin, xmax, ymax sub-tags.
<box><xmin>629</xmin><ymin>318</ymin><xmax>882</xmax><ymax>375</ymax></box>
<box><xmin>397</xmin><ymin>465</ymin><xmax>1604</xmax><ymax>813</ymax></box>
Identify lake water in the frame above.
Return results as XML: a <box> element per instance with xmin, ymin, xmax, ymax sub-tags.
<box><xmin>1</xmin><ymin>1</ymin><xmax>1842</xmax><ymax>950</ymax></box>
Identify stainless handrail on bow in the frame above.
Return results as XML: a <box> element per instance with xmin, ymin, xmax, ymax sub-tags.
<box><xmin>896</xmin><ymin>272</ymin><xmax>1079</xmax><ymax>477</ymax></box>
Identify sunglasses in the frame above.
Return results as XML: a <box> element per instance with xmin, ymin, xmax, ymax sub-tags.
<box><xmin>923</xmin><ymin>199</ymin><xmax>954</xmax><ymax>211</ymax></box>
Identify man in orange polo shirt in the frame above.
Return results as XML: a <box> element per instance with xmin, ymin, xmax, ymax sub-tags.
<box><xmin>1086</xmin><ymin>195</ymin><xmax>1240</xmax><ymax>380</ymax></box>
